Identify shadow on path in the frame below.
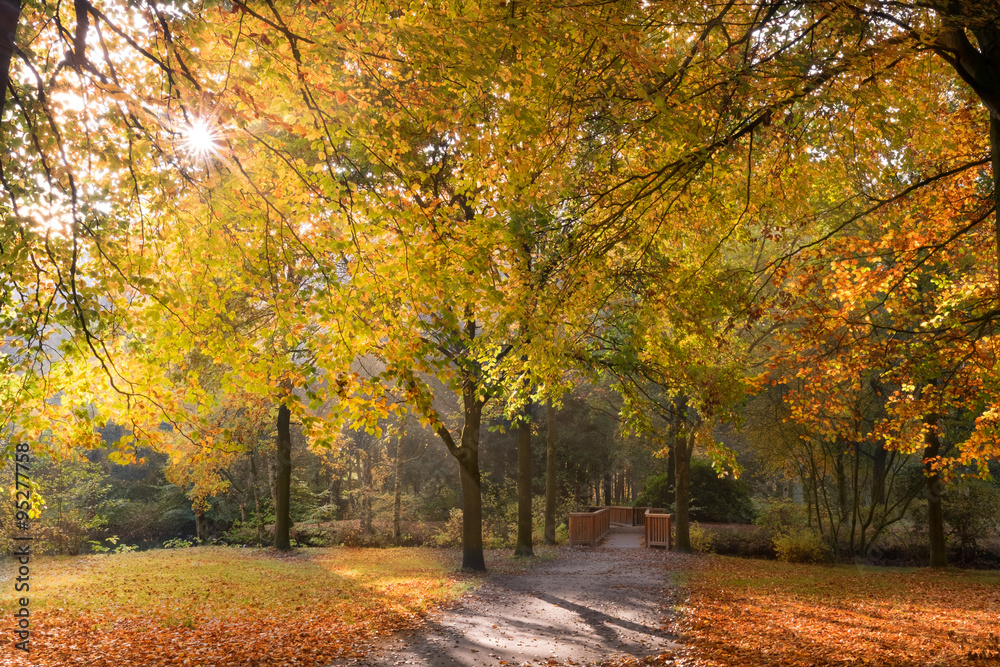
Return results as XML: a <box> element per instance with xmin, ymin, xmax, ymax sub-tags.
<box><xmin>329</xmin><ymin>527</ymin><xmax>681</xmax><ymax>667</ymax></box>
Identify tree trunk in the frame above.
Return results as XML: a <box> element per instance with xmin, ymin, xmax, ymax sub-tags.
<box><xmin>195</xmin><ymin>508</ymin><xmax>208</xmax><ymax>543</ymax></box>
<box><xmin>250</xmin><ymin>449</ymin><xmax>264</xmax><ymax>543</ymax></box>
<box><xmin>515</xmin><ymin>396</ymin><xmax>534</xmax><ymax>557</ymax></box>
<box><xmin>924</xmin><ymin>412</ymin><xmax>948</xmax><ymax>568</ymax></box>
<box><xmin>394</xmin><ymin>435</ymin><xmax>403</xmax><ymax>546</ymax></box>
<box><xmin>991</xmin><ymin>87</ymin><xmax>1000</xmax><ymax>296</ymax></box>
<box><xmin>362</xmin><ymin>449</ymin><xmax>374</xmax><ymax>533</ymax></box>
<box><xmin>673</xmin><ymin>396</ymin><xmax>693</xmax><ymax>553</ymax></box>
<box><xmin>836</xmin><ymin>448</ymin><xmax>849</xmax><ymax>523</ymax></box>
<box><xmin>457</xmin><ymin>449</ymin><xmax>485</xmax><ymax>570</ymax></box>
<box><xmin>544</xmin><ymin>398</ymin><xmax>558</xmax><ymax>545</ymax></box>
<box><xmin>274</xmin><ymin>402</ymin><xmax>292</xmax><ymax>550</ymax></box>
<box><xmin>433</xmin><ymin>371</ymin><xmax>488</xmax><ymax>572</ymax></box>
<box><xmin>668</xmin><ymin>404</ymin><xmax>679</xmax><ymax>506</ymax></box>
<box><xmin>675</xmin><ymin>429</ymin><xmax>695</xmax><ymax>553</ymax></box>
<box><xmin>872</xmin><ymin>439</ymin><xmax>887</xmax><ymax>505</ymax></box>
<box><xmin>0</xmin><ymin>0</ymin><xmax>21</xmax><ymax>116</ymax></box>
<box><xmin>603</xmin><ymin>472</ymin><xmax>612</xmax><ymax>506</ymax></box>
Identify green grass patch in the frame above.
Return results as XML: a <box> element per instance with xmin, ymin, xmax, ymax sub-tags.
<box><xmin>1</xmin><ymin>545</ymin><xmax>465</xmax><ymax>622</ymax></box>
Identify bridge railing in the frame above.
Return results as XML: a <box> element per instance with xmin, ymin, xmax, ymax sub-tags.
<box><xmin>644</xmin><ymin>509</ymin><xmax>672</xmax><ymax>549</ymax></box>
<box><xmin>567</xmin><ymin>506</ymin><xmax>667</xmax><ymax>546</ymax></box>
<box><xmin>568</xmin><ymin>507</ymin><xmax>611</xmax><ymax>546</ymax></box>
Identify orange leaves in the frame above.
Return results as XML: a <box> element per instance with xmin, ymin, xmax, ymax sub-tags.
<box><xmin>0</xmin><ymin>547</ymin><xmax>462</xmax><ymax>667</ymax></box>
<box><xmin>672</xmin><ymin>556</ymin><xmax>1000</xmax><ymax>666</ymax></box>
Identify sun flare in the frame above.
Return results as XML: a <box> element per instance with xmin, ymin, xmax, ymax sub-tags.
<box><xmin>182</xmin><ymin>118</ymin><xmax>221</xmax><ymax>159</ymax></box>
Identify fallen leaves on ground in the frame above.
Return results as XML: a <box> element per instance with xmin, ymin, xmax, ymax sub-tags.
<box><xmin>0</xmin><ymin>546</ymin><xmax>468</xmax><ymax>666</ymax></box>
<box><xmin>669</xmin><ymin>554</ymin><xmax>1000</xmax><ymax>666</ymax></box>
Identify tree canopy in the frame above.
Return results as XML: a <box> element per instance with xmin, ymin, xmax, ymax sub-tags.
<box><xmin>3</xmin><ymin>0</ymin><xmax>1000</xmax><ymax>569</ymax></box>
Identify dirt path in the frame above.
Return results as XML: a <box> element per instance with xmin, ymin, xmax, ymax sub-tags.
<box><xmin>339</xmin><ymin>527</ymin><xmax>681</xmax><ymax>667</ymax></box>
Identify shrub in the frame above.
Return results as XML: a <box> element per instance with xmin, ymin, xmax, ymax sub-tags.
<box><xmin>163</xmin><ymin>537</ymin><xmax>194</xmax><ymax>549</ymax></box>
<box><xmin>943</xmin><ymin>478</ymin><xmax>1000</xmax><ymax>560</ymax></box>
<box><xmin>755</xmin><ymin>498</ymin><xmax>810</xmax><ymax>534</ymax></box>
<box><xmin>634</xmin><ymin>472</ymin><xmax>671</xmax><ymax>509</ymax></box>
<box><xmin>689</xmin><ymin>461</ymin><xmax>756</xmax><ymax>523</ymax></box>
<box><xmin>774</xmin><ymin>527</ymin><xmax>828</xmax><ymax>563</ymax></box>
<box><xmin>432</xmin><ymin>509</ymin><xmax>464</xmax><ymax>547</ymax></box>
<box><xmin>689</xmin><ymin>522</ymin><xmax>716</xmax><ymax>553</ymax></box>
<box><xmin>221</xmin><ymin>517</ymin><xmax>269</xmax><ymax>545</ymax></box>
<box><xmin>634</xmin><ymin>460</ymin><xmax>755</xmax><ymax>524</ymax></box>
<box><xmin>701</xmin><ymin>523</ymin><xmax>774</xmax><ymax>558</ymax></box>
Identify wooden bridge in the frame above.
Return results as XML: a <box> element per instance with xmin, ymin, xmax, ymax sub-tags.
<box><xmin>567</xmin><ymin>506</ymin><xmax>673</xmax><ymax>549</ymax></box>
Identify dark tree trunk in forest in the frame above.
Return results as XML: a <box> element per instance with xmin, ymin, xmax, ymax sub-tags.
<box><xmin>924</xmin><ymin>412</ymin><xmax>948</xmax><ymax>568</ymax></box>
<box><xmin>394</xmin><ymin>435</ymin><xmax>403</xmax><ymax>545</ymax></box>
<box><xmin>515</xmin><ymin>397</ymin><xmax>534</xmax><ymax>557</ymax></box>
<box><xmin>992</xmin><ymin>115</ymin><xmax>1000</xmax><ymax>293</ymax></box>
<box><xmin>836</xmin><ymin>449</ymin><xmax>849</xmax><ymax>522</ymax></box>
<box><xmin>673</xmin><ymin>396</ymin><xmax>694</xmax><ymax>553</ymax></box>
<box><xmin>603</xmin><ymin>473</ymin><xmax>612</xmax><ymax>506</ymax></box>
<box><xmin>668</xmin><ymin>406</ymin><xmax>679</xmax><ymax>505</ymax></box>
<box><xmin>872</xmin><ymin>439</ymin><xmax>887</xmax><ymax>505</ymax></box>
<box><xmin>456</xmin><ymin>440</ymin><xmax>485</xmax><ymax>570</ymax></box>
<box><xmin>0</xmin><ymin>0</ymin><xmax>21</xmax><ymax>116</ymax></box>
<box><xmin>195</xmin><ymin>508</ymin><xmax>208</xmax><ymax>543</ymax></box>
<box><xmin>250</xmin><ymin>449</ymin><xmax>264</xmax><ymax>542</ymax></box>
<box><xmin>274</xmin><ymin>402</ymin><xmax>292</xmax><ymax>551</ymax></box>
<box><xmin>362</xmin><ymin>449</ymin><xmax>374</xmax><ymax>533</ymax></box>
<box><xmin>544</xmin><ymin>399</ymin><xmax>557</xmax><ymax>545</ymax></box>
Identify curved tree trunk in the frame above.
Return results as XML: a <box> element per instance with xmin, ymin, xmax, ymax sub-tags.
<box><xmin>515</xmin><ymin>396</ymin><xmax>534</xmax><ymax>557</ymax></box>
<box><xmin>274</xmin><ymin>401</ymin><xmax>292</xmax><ymax>550</ymax></box>
<box><xmin>433</xmin><ymin>372</ymin><xmax>488</xmax><ymax>572</ymax></box>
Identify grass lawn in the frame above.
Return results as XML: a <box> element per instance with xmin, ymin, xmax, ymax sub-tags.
<box><xmin>670</xmin><ymin>554</ymin><xmax>1000</xmax><ymax>666</ymax></box>
<box><xmin>0</xmin><ymin>545</ymin><xmax>490</xmax><ymax>666</ymax></box>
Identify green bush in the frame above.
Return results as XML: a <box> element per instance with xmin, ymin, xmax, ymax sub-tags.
<box><xmin>689</xmin><ymin>522</ymin><xmax>716</xmax><ymax>553</ymax></box>
<box><xmin>635</xmin><ymin>460</ymin><xmax>755</xmax><ymax>523</ymax></box>
<box><xmin>774</xmin><ymin>527</ymin><xmax>828</xmax><ymax>563</ymax></box>
<box><xmin>221</xmin><ymin>517</ymin><xmax>269</xmax><ymax>545</ymax></box>
<box><xmin>634</xmin><ymin>472</ymin><xmax>671</xmax><ymax>509</ymax></box>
